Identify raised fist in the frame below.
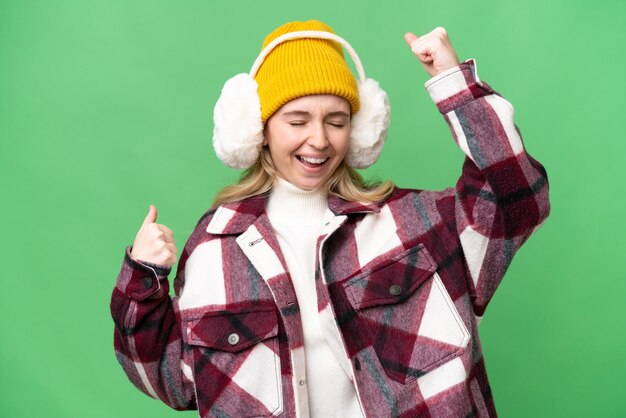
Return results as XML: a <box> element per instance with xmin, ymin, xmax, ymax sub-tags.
<box><xmin>130</xmin><ymin>205</ymin><xmax>178</xmax><ymax>267</ymax></box>
<box><xmin>404</xmin><ymin>27</ymin><xmax>461</xmax><ymax>78</ymax></box>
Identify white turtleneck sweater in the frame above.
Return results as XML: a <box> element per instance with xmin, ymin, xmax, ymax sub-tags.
<box><xmin>266</xmin><ymin>177</ymin><xmax>364</xmax><ymax>418</ymax></box>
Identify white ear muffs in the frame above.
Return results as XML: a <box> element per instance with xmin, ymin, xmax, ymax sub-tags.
<box><xmin>213</xmin><ymin>30</ymin><xmax>390</xmax><ymax>170</ymax></box>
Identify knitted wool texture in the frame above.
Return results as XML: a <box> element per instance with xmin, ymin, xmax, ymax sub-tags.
<box><xmin>256</xmin><ymin>20</ymin><xmax>360</xmax><ymax>123</ymax></box>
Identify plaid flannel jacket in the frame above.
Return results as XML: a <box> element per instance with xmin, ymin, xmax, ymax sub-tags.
<box><xmin>111</xmin><ymin>59</ymin><xmax>550</xmax><ymax>418</ymax></box>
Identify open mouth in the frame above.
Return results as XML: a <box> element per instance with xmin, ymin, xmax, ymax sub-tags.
<box><xmin>296</xmin><ymin>155</ymin><xmax>329</xmax><ymax>168</ymax></box>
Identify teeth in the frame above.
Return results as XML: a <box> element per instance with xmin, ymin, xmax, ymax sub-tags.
<box><xmin>300</xmin><ymin>156</ymin><xmax>327</xmax><ymax>164</ymax></box>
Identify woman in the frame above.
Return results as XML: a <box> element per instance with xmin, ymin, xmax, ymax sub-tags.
<box><xmin>111</xmin><ymin>20</ymin><xmax>550</xmax><ymax>418</ymax></box>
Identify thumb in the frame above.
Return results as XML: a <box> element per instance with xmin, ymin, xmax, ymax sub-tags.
<box><xmin>404</xmin><ymin>32</ymin><xmax>419</xmax><ymax>50</ymax></box>
<box><xmin>143</xmin><ymin>204</ymin><xmax>157</xmax><ymax>225</ymax></box>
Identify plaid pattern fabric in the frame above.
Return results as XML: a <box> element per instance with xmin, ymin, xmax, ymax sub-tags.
<box><xmin>111</xmin><ymin>58</ymin><xmax>550</xmax><ymax>417</ymax></box>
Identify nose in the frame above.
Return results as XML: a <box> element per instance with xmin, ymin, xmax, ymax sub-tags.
<box><xmin>306</xmin><ymin>121</ymin><xmax>330</xmax><ymax>149</ymax></box>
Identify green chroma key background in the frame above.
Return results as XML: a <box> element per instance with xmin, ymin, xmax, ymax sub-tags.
<box><xmin>1</xmin><ymin>0</ymin><xmax>624</xmax><ymax>417</ymax></box>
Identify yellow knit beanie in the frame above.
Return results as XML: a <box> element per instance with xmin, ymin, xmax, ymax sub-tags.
<box><xmin>255</xmin><ymin>20</ymin><xmax>360</xmax><ymax>123</ymax></box>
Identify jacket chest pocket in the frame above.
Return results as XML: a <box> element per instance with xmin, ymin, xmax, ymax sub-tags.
<box><xmin>183</xmin><ymin>306</ymin><xmax>283</xmax><ymax>418</ymax></box>
<box><xmin>343</xmin><ymin>244</ymin><xmax>470</xmax><ymax>385</ymax></box>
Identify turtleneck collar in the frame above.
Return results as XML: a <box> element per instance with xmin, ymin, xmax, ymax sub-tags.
<box><xmin>266</xmin><ymin>177</ymin><xmax>328</xmax><ymax>226</ymax></box>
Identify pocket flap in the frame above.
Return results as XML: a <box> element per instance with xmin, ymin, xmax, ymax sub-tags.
<box><xmin>183</xmin><ymin>307</ymin><xmax>279</xmax><ymax>353</ymax></box>
<box><xmin>344</xmin><ymin>244</ymin><xmax>437</xmax><ymax>310</ymax></box>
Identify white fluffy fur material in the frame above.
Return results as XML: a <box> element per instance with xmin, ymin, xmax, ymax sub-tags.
<box><xmin>212</xmin><ymin>74</ymin><xmax>390</xmax><ymax>170</ymax></box>
<box><xmin>213</xmin><ymin>73</ymin><xmax>264</xmax><ymax>169</ymax></box>
<box><xmin>346</xmin><ymin>78</ymin><xmax>390</xmax><ymax>168</ymax></box>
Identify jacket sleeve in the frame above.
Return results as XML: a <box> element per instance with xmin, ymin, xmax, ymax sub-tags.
<box><xmin>110</xmin><ymin>241</ymin><xmax>197</xmax><ymax>410</ymax></box>
<box><xmin>425</xmin><ymin>59</ymin><xmax>551</xmax><ymax>317</ymax></box>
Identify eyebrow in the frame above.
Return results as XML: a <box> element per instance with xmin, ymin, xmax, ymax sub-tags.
<box><xmin>281</xmin><ymin>110</ymin><xmax>350</xmax><ymax>118</ymax></box>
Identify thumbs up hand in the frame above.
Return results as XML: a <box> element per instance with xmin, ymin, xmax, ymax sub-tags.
<box><xmin>130</xmin><ymin>205</ymin><xmax>178</xmax><ymax>268</ymax></box>
<box><xmin>404</xmin><ymin>27</ymin><xmax>461</xmax><ymax>78</ymax></box>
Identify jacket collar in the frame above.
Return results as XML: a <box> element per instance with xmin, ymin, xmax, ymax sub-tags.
<box><xmin>206</xmin><ymin>192</ymin><xmax>387</xmax><ymax>235</ymax></box>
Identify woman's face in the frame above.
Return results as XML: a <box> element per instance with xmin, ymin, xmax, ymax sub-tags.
<box><xmin>264</xmin><ymin>94</ymin><xmax>351</xmax><ymax>191</ymax></box>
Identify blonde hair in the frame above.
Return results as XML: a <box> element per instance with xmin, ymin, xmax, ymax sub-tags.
<box><xmin>212</xmin><ymin>146</ymin><xmax>395</xmax><ymax>207</ymax></box>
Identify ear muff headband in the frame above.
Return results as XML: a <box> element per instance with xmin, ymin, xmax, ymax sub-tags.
<box><xmin>249</xmin><ymin>30</ymin><xmax>367</xmax><ymax>81</ymax></box>
<box><xmin>212</xmin><ymin>30</ymin><xmax>390</xmax><ymax>170</ymax></box>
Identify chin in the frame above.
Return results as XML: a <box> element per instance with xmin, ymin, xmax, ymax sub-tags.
<box><xmin>294</xmin><ymin>178</ymin><xmax>325</xmax><ymax>191</ymax></box>
<box><xmin>297</xmin><ymin>182</ymin><xmax>319</xmax><ymax>191</ymax></box>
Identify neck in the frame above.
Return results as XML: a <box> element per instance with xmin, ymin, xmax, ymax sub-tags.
<box><xmin>266</xmin><ymin>177</ymin><xmax>328</xmax><ymax>225</ymax></box>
